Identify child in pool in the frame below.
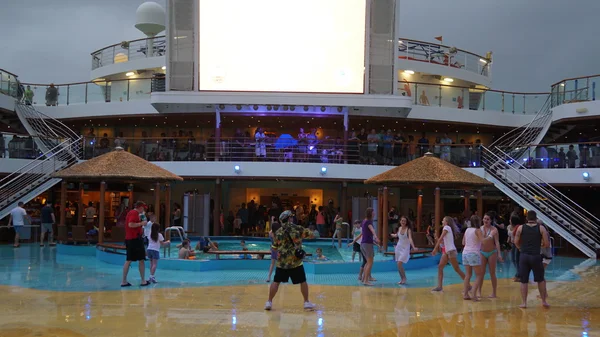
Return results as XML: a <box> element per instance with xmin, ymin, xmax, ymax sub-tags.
<box><xmin>178</xmin><ymin>240</ymin><xmax>195</xmax><ymax>259</ymax></box>
<box><xmin>315</xmin><ymin>247</ymin><xmax>327</xmax><ymax>260</ymax></box>
<box><xmin>240</xmin><ymin>247</ymin><xmax>251</xmax><ymax>259</ymax></box>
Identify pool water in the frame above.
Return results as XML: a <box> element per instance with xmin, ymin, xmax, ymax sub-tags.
<box><xmin>0</xmin><ymin>244</ymin><xmax>595</xmax><ymax>292</ymax></box>
<box><xmin>167</xmin><ymin>239</ymin><xmax>388</xmax><ymax>262</ymax></box>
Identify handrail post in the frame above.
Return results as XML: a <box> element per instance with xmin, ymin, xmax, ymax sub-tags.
<box><xmin>512</xmin><ymin>94</ymin><xmax>515</xmax><ymax>113</ymax></box>
<box><xmin>438</xmin><ymin>85</ymin><xmax>441</xmax><ymax>107</ymax></box>
<box><xmin>85</xmin><ymin>83</ymin><xmax>88</xmax><ymax>104</ymax></box>
<box><xmin>127</xmin><ymin>80</ymin><xmax>130</xmax><ymax>101</ymax></box>
<box><xmin>482</xmin><ymin>91</ymin><xmax>486</xmax><ymax>110</ymax></box>
<box><xmin>586</xmin><ymin>77</ymin><xmax>590</xmax><ymax>100</ymax></box>
<box><xmin>501</xmin><ymin>92</ymin><xmax>504</xmax><ymax>112</ymax></box>
<box><xmin>414</xmin><ymin>83</ymin><xmax>418</xmax><ymax>104</ymax></box>
<box><xmin>66</xmin><ymin>85</ymin><xmax>70</xmax><ymax>106</ymax></box>
<box><xmin>523</xmin><ymin>94</ymin><xmax>526</xmax><ymax>114</ymax></box>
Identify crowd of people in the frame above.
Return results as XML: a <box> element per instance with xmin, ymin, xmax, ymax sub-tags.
<box><xmin>5</xmin><ymin>196</ymin><xmax>552</xmax><ymax>310</ymax></box>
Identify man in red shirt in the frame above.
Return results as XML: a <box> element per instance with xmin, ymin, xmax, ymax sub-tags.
<box><xmin>121</xmin><ymin>201</ymin><xmax>150</xmax><ymax>287</ymax></box>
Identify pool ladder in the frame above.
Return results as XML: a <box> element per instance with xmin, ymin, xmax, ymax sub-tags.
<box><xmin>163</xmin><ymin>226</ymin><xmax>186</xmax><ymax>258</ymax></box>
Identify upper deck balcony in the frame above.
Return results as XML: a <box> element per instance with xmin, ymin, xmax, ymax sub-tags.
<box><xmin>90</xmin><ymin>36</ymin><xmax>166</xmax><ymax>81</ymax></box>
<box><xmin>397</xmin><ymin>38</ymin><xmax>492</xmax><ymax>87</ymax></box>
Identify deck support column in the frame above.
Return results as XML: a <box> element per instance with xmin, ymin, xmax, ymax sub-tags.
<box><xmin>434</xmin><ymin>187</ymin><xmax>441</xmax><ymax>238</ymax></box>
<box><xmin>382</xmin><ymin>187</ymin><xmax>389</xmax><ymax>252</ymax></box>
<box><xmin>477</xmin><ymin>190</ymin><xmax>483</xmax><ymax>218</ymax></box>
<box><xmin>213</xmin><ymin>179</ymin><xmax>222</xmax><ymax>236</ymax></box>
<box><xmin>99</xmin><ymin>181</ymin><xmax>106</xmax><ymax>244</ymax></box>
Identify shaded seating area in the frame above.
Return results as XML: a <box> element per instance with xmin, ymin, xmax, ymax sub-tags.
<box><xmin>52</xmin><ymin>146</ymin><xmax>183</xmax><ymax>244</ymax></box>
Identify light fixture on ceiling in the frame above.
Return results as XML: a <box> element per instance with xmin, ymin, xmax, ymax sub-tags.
<box><xmin>234</xmin><ymin>165</ymin><xmax>241</xmax><ymax>174</ymax></box>
<box><xmin>479</xmin><ymin>58</ymin><xmax>487</xmax><ymax>64</ymax></box>
<box><xmin>443</xmin><ymin>77</ymin><xmax>454</xmax><ymax>83</ymax></box>
<box><xmin>320</xmin><ymin>167</ymin><xmax>327</xmax><ymax>175</ymax></box>
<box><xmin>161</xmin><ymin>66</ymin><xmax>166</xmax><ymax>70</ymax></box>
<box><xmin>125</xmin><ymin>72</ymin><xmax>135</xmax><ymax>77</ymax></box>
<box><xmin>403</xmin><ymin>70</ymin><xmax>414</xmax><ymax>75</ymax></box>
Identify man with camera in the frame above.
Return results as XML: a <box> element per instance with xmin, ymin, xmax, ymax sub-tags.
<box><xmin>265</xmin><ymin>210</ymin><xmax>315</xmax><ymax>311</ymax></box>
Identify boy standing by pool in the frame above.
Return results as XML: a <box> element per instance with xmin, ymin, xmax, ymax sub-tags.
<box><xmin>265</xmin><ymin>210</ymin><xmax>315</xmax><ymax>311</ymax></box>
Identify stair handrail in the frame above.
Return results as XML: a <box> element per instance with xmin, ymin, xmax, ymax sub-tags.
<box><xmin>482</xmin><ymin>147</ymin><xmax>599</xmax><ymax>246</ymax></box>
<box><xmin>490</xmin><ymin>94</ymin><xmax>552</xmax><ymax>149</ymax></box>
<box><xmin>481</xmin><ymin>153</ymin><xmax>599</xmax><ymax>250</ymax></box>
<box><xmin>0</xmin><ymin>139</ymin><xmax>80</xmax><ymax>209</ymax></box>
<box><xmin>481</xmin><ymin>148</ymin><xmax>598</xmax><ymax>231</ymax></box>
<box><xmin>0</xmin><ymin>138</ymin><xmax>77</xmax><ymax>189</ymax></box>
<box><xmin>489</xmin><ymin>145</ymin><xmax>600</xmax><ymax>227</ymax></box>
<box><xmin>14</xmin><ymin>103</ymin><xmax>81</xmax><ymax>155</ymax></box>
<box><xmin>481</xmin><ymin>152</ymin><xmax>598</xmax><ymax>250</ymax></box>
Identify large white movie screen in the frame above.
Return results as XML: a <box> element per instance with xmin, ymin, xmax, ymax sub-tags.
<box><xmin>198</xmin><ymin>0</ymin><xmax>366</xmax><ymax>93</ymax></box>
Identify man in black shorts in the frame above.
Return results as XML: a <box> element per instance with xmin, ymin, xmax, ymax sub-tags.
<box><xmin>121</xmin><ymin>201</ymin><xmax>150</xmax><ymax>287</ymax></box>
<box><xmin>264</xmin><ymin>210</ymin><xmax>315</xmax><ymax>311</ymax></box>
<box><xmin>514</xmin><ymin>210</ymin><xmax>550</xmax><ymax>308</ymax></box>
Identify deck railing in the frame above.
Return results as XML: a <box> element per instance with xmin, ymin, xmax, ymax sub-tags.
<box><xmin>91</xmin><ymin>36</ymin><xmax>166</xmax><ymax>70</ymax></box>
<box><xmin>551</xmin><ymin>74</ymin><xmax>600</xmax><ymax>107</ymax></box>
<box><xmin>398</xmin><ymin>38</ymin><xmax>492</xmax><ymax>78</ymax></box>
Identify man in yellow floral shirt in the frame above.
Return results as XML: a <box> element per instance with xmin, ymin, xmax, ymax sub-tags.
<box><xmin>265</xmin><ymin>210</ymin><xmax>315</xmax><ymax>311</ymax></box>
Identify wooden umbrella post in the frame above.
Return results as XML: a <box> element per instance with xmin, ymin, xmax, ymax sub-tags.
<box><xmin>99</xmin><ymin>181</ymin><xmax>106</xmax><ymax>244</ymax></box>
<box><xmin>434</xmin><ymin>187</ymin><xmax>441</xmax><ymax>237</ymax></box>
<box><xmin>165</xmin><ymin>184</ymin><xmax>171</xmax><ymax>228</ymax></box>
<box><xmin>59</xmin><ymin>181</ymin><xmax>67</xmax><ymax>227</ymax></box>
<box><xmin>382</xmin><ymin>186</ymin><xmax>389</xmax><ymax>252</ymax></box>
<box><xmin>78</xmin><ymin>183</ymin><xmax>84</xmax><ymax>227</ymax></box>
<box><xmin>416</xmin><ymin>189</ymin><xmax>423</xmax><ymax>232</ymax></box>
<box><xmin>154</xmin><ymin>182</ymin><xmax>160</xmax><ymax>224</ymax></box>
<box><xmin>464</xmin><ymin>189</ymin><xmax>471</xmax><ymax>217</ymax></box>
<box><xmin>477</xmin><ymin>190</ymin><xmax>483</xmax><ymax>218</ymax></box>
<box><xmin>377</xmin><ymin>188</ymin><xmax>383</xmax><ymax>243</ymax></box>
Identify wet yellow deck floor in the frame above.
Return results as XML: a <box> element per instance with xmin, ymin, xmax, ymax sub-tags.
<box><xmin>0</xmin><ymin>266</ymin><xmax>597</xmax><ymax>337</ymax></box>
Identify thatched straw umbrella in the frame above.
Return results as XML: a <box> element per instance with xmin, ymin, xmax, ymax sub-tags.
<box><xmin>364</xmin><ymin>153</ymin><xmax>492</xmax><ymax>251</ymax></box>
<box><xmin>52</xmin><ymin>147</ymin><xmax>183</xmax><ymax>243</ymax></box>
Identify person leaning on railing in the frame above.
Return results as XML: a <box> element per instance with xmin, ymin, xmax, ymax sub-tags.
<box><xmin>45</xmin><ymin>84</ymin><xmax>59</xmax><ymax>106</ymax></box>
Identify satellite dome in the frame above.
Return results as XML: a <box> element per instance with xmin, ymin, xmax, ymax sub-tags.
<box><xmin>135</xmin><ymin>2</ymin><xmax>165</xmax><ymax>36</ymax></box>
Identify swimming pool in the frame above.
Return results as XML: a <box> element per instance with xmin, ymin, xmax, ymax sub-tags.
<box><xmin>0</xmin><ymin>242</ymin><xmax>591</xmax><ymax>292</ymax></box>
<box><xmin>164</xmin><ymin>238</ymin><xmax>390</xmax><ymax>262</ymax></box>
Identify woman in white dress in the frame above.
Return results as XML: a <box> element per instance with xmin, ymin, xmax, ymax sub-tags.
<box><xmin>391</xmin><ymin>216</ymin><xmax>417</xmax><ymax>285</ymax></box>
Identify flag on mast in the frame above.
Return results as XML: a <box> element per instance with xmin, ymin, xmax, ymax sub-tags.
<box><xmin>434</xmin><ymin>36</ymin><xmax>443</xmax><ymax>43</ymax></box>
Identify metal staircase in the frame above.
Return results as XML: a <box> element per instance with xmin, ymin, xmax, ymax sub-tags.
<box><xmin>15</xmin><ymin>103</ymin><xmax>81</xmax><ymax>154</ymax></box>
<box><xmin>482</xmin><ymin>147</ymin><xmax>599</xmax><ymax>257</ymax></box>
<box><xmin>483</xmin><ymin>95</ymin><xmax>599</xmax><ymax>257</ymax></box>
<box><xmin>0</xmin><ymin>138</ymin><xmax>82</xmax><ymax>220</ymax></box>
<box><xmin>0</xmin><ymin>103</ymin><xmax>82</xmax><ymax>220</ymax></box>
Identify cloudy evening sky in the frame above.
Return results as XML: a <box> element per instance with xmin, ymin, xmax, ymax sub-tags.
<box><xmin>0</xmin><ymin>0</ymin><xmax>598</xmax><ymax>92</ymax></box>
